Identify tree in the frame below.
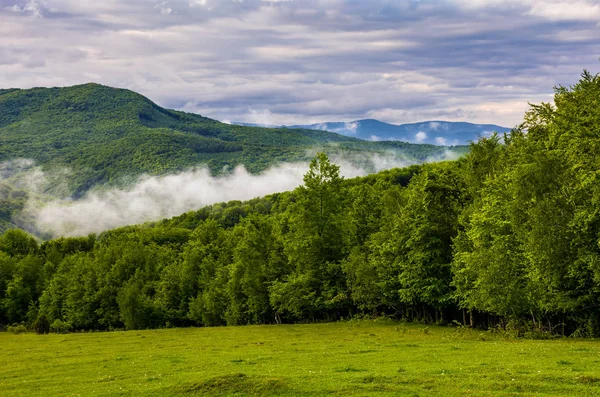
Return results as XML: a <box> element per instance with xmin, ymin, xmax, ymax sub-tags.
<box><xmin>184</xmin><ymin>220</ymin><xmax>233</xmax><ymax>326</ymax></box>
<box><xmin>293</xmin><ymin>152</ymin><xmax>346</xmax><ymax>264</ymax></box>
<box><xmin>395</xmin><ymin>164</ymin><xmax>466</xmax><ymax>321</ymax></box>
<box><xmin>0</xmin><ymin>229</ymin><xmax>38</xmax><ymax>257</ymax></box>
<box><xmin>226</xmin><ymin>215</ymin><xmax>285</xmax><ymax>325</ymax></box>
<box><xmin>273</xmin><ymin>153</ymin><xmax>349</xmax><ymax>320</ymax></box>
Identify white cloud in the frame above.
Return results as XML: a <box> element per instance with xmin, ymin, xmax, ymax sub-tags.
<box><xmin>528</xmin><ymin>1</ymin><xmax>600</xmax><ymax>22</ymax></box>
<box><xmin>451</xmin><ymin>0</ymin><xmax>600</xmax><ymax>22</ymax></box>
<box><xmin>189</xmin><ymin>0</ymin><xmax>208</xmax><ymax>7</ymax></box>
<box><xmin>435</xmin><ymin>136</ymin><xmax>447</xmax><ymax>145</ymax></box>
<box><xmin>245</xmin><ymin>109</ymin><xmax>276</xmax><ymax>126</ymax></box>
<box><xmin>7</xmin><ymin>0</ymin><xmax>43</xmax><ymax>18</ymax></box>
<box><xmin>415</xmin><ymin>131</ymin><xmax>427</xmax><ymax>143</ymax></box>
<box><xmin>20</xmin><ymin>150</ymin><xmax>423</xmax><ymax>236</ymax></box>
<box><xmin>343</xmin><ymin>121</ymin><xmax>359</xmax><ymax>134</ymax></box>
<box><xmin>31</xmin><ymin>165</ymin><xmax>306</xmax><ymax>236</ymax></box>
<box><xmin>160</xmin><ymin>7</ymin><xmax>173</xmax><ymax>15</ymax></box>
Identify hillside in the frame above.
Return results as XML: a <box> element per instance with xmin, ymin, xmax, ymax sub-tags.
<box><xmin>0</xmin><ymin>84</ymin><xmax>465</xmax><ymax>196</ymax></box>
<box><xmin>0</xmin><ymin>84</ymin><xmax>470</xmax><ymax>234</ymax></box>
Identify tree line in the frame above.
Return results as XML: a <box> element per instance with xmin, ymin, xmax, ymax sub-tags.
<box><xmin>1</xmin><ymin>70</ymin><xmax>600</xmax><ymax>336</ymax></box>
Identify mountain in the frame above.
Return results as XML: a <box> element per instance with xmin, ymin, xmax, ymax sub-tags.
<box><xmin>0</xmin><ymin>84</ymin><xmax>466</xmax><ymax>194</ymax></box>
<box><xmin>236</xmin><ymin>119</ymin><xmax>511</xmax><ymax>145</ymax></box>
<box><xmin>0</xmin><ymin>83</ymin><xmax>469</xmax><ymax>232</ymax></box>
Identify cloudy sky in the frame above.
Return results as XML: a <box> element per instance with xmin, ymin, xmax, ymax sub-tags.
<box><xmin>1</xmin><ymin>0</ymin><xmax>599</xmax><ymax>127</ymax></box>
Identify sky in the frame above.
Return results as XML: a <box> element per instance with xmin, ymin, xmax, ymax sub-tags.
<box><xmin>1</xmin><ymin>0</ymin><xmax>599</xmax><ymax>128</ymax></box>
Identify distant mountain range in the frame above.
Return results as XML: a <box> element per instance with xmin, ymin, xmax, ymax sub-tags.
<box><xmin>234</xmin><ymin>119</ymin><xmax>511</xmax><ymax>146</ymax></box>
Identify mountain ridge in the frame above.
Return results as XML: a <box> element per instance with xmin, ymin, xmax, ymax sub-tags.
<box><xmin>234</xmin><ymin>118</ymin><xmax>511</xmax><ymax>145</ymax></box>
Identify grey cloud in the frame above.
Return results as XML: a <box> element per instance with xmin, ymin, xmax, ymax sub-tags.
<box><xmin>0</xmin><ymin>0</ymin><xmax>599</xmax><ymax>127</ymax></box>
<box><xmin>22</xmin><ymin>58</ymin><xmax>46</xmax><ymax>68</ymax></box>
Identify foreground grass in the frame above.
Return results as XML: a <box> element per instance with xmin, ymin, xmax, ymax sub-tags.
<box><xmin>1</xmin><ymin>320</ymin><xmax>599</xmax><ymax>396</ymax></box>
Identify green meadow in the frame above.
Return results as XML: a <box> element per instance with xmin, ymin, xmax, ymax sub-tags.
<box><xmin>1</xmin><ymin>320</ymin><xmax>599</xmax><ymax>396</ymax></box>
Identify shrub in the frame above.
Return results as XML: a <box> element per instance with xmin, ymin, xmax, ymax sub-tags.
<box><xmin>50</xmin><ymin>319</ymin><xmax>72</xmax><ymax>334</ymax></box>
<box><xmin>7</xmin><ymin>324</ymin><xmax>28</xmax><ymax>334</ymax></box>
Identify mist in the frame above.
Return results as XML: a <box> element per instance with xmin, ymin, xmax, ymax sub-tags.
<box><xmin>31</xmin><ymin>164</ymin><xmax>306</xmax><ymax>237</ymax></box>
<box><xmin>26</xmin><ymin>152</ymin><xmax>416</xmax><ymax>237</ymax></box>
<box><xmin>1</xmin><ymin>150</ymin><xmax>456</xmax><ymax>237</ymax></box>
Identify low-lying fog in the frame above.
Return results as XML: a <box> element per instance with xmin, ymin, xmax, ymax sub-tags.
<box><xmin>0</xmin><ymin>151</ymin><xmax>458</xmax><ymax>237</ymax></box>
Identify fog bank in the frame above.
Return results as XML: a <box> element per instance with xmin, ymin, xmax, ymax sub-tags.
<box><xmin>0</xmin><ymin>150</ymin><xmax>459</xmax><ymax>237</ymax></box>
<box><xmin>29</xmin><ymin>155</ymin><xmax>407</xmax><ymax>237</ymax></box>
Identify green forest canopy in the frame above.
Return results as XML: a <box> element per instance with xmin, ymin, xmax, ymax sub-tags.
<box><xmin>2</xmin><ymin>70</ymin><xmax>600</xmax><ymax>336</ymax></box>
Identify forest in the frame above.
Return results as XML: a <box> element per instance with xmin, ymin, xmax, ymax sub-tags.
<box><xmin>1</xmin><ymin>70</ymin><xmax>599</xmax><ymax>337</ymax></box>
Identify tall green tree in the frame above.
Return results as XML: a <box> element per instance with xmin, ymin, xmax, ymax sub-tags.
<box><xmin>272</xmin><ymin>153</ymin><xmax>349</xmax><ymax>320</ymax></box>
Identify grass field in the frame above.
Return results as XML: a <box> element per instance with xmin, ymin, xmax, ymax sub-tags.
<box><xmin>1</xmin><ymin>320</ymin><xmax>599</xmax><ymax>396</ymax></box>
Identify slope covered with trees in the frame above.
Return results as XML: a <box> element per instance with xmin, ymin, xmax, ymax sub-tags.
<box><xmin>2</xmin><ymin>70</ymin><xmax>599</xmax><ymax>337</ymax></box>
<box><xmin>0</xmin><ymin>83</ymin><xmax>462</xmax><ymax>196</ymax></box>
<box><xmin>0</xmin><ymin>83</ymin><xmax>466</xmax><ymax>233</ymax></box>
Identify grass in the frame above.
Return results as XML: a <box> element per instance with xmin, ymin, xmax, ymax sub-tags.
<box><xmin>1</xmin><ymin>320</ymin><xmax>600</xmax><ymax>396</ymax></box>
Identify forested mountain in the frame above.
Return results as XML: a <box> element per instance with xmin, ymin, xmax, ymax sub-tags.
<box><xmin>0</xmin><ymin>84</ymin><xmax>467</xmax><ymax>233</ymax></box>
<box><xmin>2</xmin><ymin>70</ymin><xmax>600</xmax><ymax>337</ymax></box>
<box><xmin>236</xmin><ymin>119</ymin><xmax>511</xmax><ymax>145</ymax></box>
<box><xmin>0</xmin><ymin>84</ymin><xmax>463</xmax><ymax>195</ymax></box>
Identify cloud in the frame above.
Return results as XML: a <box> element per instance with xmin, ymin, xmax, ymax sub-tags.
<box><xmin>528</xmin><ymin>1</ymin><xmax>600</xmax><ymax>22</ymax></box>
<box><xmin>31</xmin><ymin>165</ymin><xmax>307</xmax><ymax>236</ymax></box>
<box><xmin>17</xmin><ymin>150</ymin><xmax>422</xmax><ymax>236</ymax></box>
<box><xmin>0</xmin><ymin>0</ymin><xmax>599</xmax><ymax>128</ymax></box>
<box><xmin>450</xmin><ymin>0</ymin><xmax>600</xmax><ymax>22</ymax></box>
<box><xmin>6</xmin><ymin>0</ymin><xmax>43</xmax><ymax>18</ymax></box>
<box><xmin>415</xmin><ymin>131</ymin><xmax>427</xmax><ymax>143</ymax></box>
<box><xmin>155</xmin><ymin>2</ymin><xmax>174</xmax><ymax>15</ymax></box>
<box><xmin>343</xmin><ymin>121</ymin><xmax>359</xmax><ymax>134</ymax></box>
<box><xmin>429</xmin><ymin>121</ymin><xmax>441</xmax><ymax>130</ymax></box>
<box><xmin>425</xmin><ymin>149</ymin><xmax>461</xmax><ymax>163</ymax></box>
<box><xmin>435</xmin><ymin>136</ymin><xmax>447</xmax><ymax>145</ymax></box>
<box><xmin>245</xmin><ymin>108</ymin><xmax>276</xmax><ymax>126</ymax></box>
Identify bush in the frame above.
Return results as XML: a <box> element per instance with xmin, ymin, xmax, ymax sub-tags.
<box><xmin>34</xmin><ymin>315</ymin><xmax>50</xmax><ymax>334</ymax></box>
<box><xmin>50</xmin><ymin>319</ymin><xmax>72</xmax><ymax>334</ymax></box>
<box><xmin>7</xmin><ymin>323</ymin><xmax>28</xmax><ymax>334</ymax></box>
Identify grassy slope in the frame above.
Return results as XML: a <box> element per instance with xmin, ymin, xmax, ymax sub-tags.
<box><xmin>1</xmin><ymin>321</ymin><xmax>599</xmax><ymax>396</ymax></box>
